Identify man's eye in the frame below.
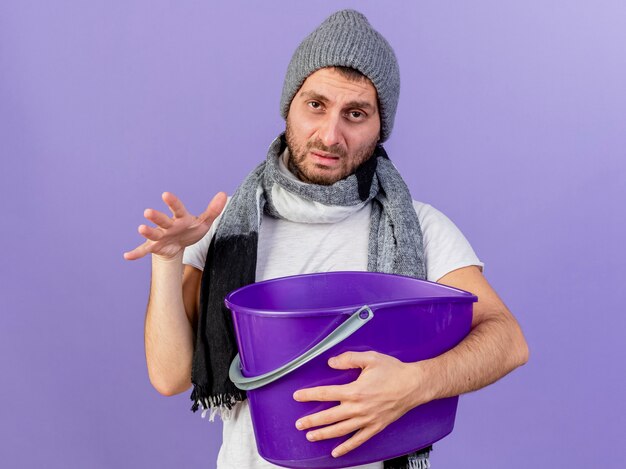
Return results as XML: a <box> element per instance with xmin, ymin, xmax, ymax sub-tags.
<box><xmin>349</xmin><ymin>111</ymin><xmax>364</xmax><ymax>119</ymax></box>
<box><xmin>308</xmin><ymin>101</ymin><xmax>321</xmax><ymax>109</ymax></box>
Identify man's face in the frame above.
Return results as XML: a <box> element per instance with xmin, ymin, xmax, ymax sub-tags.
<box><xmin>285</xmin><ymin>67</ymin><xmax>381</xmax><ymax>185</ymax></box>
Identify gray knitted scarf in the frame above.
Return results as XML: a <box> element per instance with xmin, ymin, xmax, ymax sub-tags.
<box><xmin>191</xmin><ymin>134</ymin><xmax>431</xmax><ymax>468</ymax></box>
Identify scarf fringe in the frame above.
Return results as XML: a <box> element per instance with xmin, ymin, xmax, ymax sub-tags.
<box><xmin>190</xmin><ymin>385</ymin><xmax>245</xmax><ymax>422</ymax></box>
<box><xmin>384</xmin><ymin>447</ymin><xmax>431</xmax><ymax>469</ymax></box>
<box><xmin>407</xmin><ymin>454</ymin><xmax>430</xmax><ymax>469</ymax></box>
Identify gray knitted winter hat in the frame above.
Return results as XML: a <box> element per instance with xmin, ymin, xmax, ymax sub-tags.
<box><xmin>280</xmin><ymin>9</ymin><xmax>400</xmax><ymax>142</ymax></box>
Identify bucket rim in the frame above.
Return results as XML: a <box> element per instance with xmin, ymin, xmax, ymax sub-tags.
<box><xmin>224</xmin><ymin>271</ymin><xmax>477</xmax><ymax>317</ymax></box>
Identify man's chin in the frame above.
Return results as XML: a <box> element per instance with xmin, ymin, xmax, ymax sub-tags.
<box><xmin>299</xmin><ymin>168</ymin><xmax>344</xmax><ymax>186</ymax></box>
<box><xmin>288</xmin><ymin>158</ymin><xmax>340</xmax><ymax>185</ymax></box>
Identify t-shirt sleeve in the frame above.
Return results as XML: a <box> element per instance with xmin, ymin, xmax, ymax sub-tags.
<box><xmin>414</xmin><ymin>201</ymin><xmax>484</xmax><ymax>282</ymax></box>
<box><xmin>182</xmin><ymin>225</ymin><xmax>215</xmax><ymax>271</ymax></box>
<box><xmin>182</xmin><ymin>200</ymin><xmax>230</xmax><ymax>271</ymax></box>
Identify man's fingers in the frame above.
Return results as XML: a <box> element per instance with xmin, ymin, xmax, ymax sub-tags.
<box><xmin>144</xmin><ymin>208</ymin><xmax>173</xmax><ymax>229</ymax></box>
<box><xmin>162</xmin><ymin>192</ymin><xmax>188</xmax><ymax>218</ymax></box>
<box><xmin>198</xmin><ymin>192</ymin><xmax>228</xmax><ymax>225</ymax></box>
<box><xmin>295</xmin><ymin>404</ymin><xmax>351</xmax><ymax>431</ymax></box>
<box><xmin>123</xmin><ymin>241</ymin><xmax>151</xmax><ymax>260</ymax></box>
<box><xmin>303</xmin><ymin>416</ymin><xmax>367</xmax><ymax>444</ymax></box>
<box><xmin>138</xmin><ymin>224</ymin><xmax>163</xmax><ymax>242</ymax></box>
<box><xmin>293</xmin><ymin>384</ymin><xmax>350</xmax><ymax>403</ymax></box>
<box><xmin>126</xmin><ymin>191</ymin><xmax>226</xmax><ymax>261</ymax></box>
<box><xmin>328</xmin><ymin>351</ymin><xmax>378</xmax><ymax>371</ymax></box>
<box><xmin>330</xmin><ymin>426</ymin><xmax>381</xmax><ymax>458</ymax></box>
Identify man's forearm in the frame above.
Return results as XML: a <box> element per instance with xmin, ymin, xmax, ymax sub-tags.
<box><xmin>412</xmin><ymin>313</ymin><xmax>529</xmax><ymax>406</ymax></box>
<box><xmin>144</xmin><ymin>252</ymin><xmax>195</xmax><ymax>396</ymax></box>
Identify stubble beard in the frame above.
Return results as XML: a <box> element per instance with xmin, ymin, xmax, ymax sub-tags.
<box><xmin>285</xmin><ymin>120</ymin><xmax>379</xmax><ymax>186</ymax></box>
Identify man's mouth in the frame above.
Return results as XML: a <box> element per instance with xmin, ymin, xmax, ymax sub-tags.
<box><xmin>310</xmin><ymin>150</ymin><xmax>340</xmax><ymax>161</ymax></box>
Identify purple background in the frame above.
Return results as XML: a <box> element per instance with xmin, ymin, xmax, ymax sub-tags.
<box><xmin>1</xmin><ymin>1</ymin><xmax>624</xmax><ymax>467</ymax></box>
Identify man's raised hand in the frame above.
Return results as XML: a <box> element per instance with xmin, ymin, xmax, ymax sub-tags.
<box><xmin>123</xmin><ymin>191</ymin><xmax>227</xmax><ymax>261</ymax></box>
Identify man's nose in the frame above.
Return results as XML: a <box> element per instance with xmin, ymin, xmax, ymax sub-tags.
<box><xmin>317</xmin><ymin>113</ymin><xmax>342</xmax><ymax>148</ymax></box>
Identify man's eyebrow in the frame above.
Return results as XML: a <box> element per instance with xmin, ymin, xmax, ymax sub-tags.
<box><xmin>345</xmin><ymin>100</ymin><xmax>375</xmax><ymax>110</ymax></box>
<box><xmin>299</xmin><ymin>91</ymin><xmax>376</xmax><ymax>111</ymax></box>
<box><xmin>299</xmin><ymin>91</ymin><xmax>329</xmax><ymax>102</ymax></box>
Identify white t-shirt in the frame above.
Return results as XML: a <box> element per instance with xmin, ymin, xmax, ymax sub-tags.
<box><xmin>183</xmin><ymin>159</ymin><xmax>484</xmax><ymax>468</ymax></box>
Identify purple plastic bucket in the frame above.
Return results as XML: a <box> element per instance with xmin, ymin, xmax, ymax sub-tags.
<box><xmin>225</xmin><ymin>271</ymin><xmax>476</xmax><ymax>468</ymax></box>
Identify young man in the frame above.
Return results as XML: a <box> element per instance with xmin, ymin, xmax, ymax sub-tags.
<box><xmin>125</xmin><ymin>10</ymin><xmax>528</xmax><ymax>469</ymax></box>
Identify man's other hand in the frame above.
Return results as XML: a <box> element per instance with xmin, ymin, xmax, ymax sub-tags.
<box><xmin>124</xmin><ymin>191</ymin><xmax>227</xmax><ymax>261</ymax></box>
<box><xmin>292</xmin><ymin>351</ymin><xmax>428</xmax><ymax>458</ymax></box>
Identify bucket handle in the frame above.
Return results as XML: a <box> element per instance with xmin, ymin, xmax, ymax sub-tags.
<box><xmin>229</xmin><ymin>305</ymin><xmax>374</xmax><ymax>391</ymax></box>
